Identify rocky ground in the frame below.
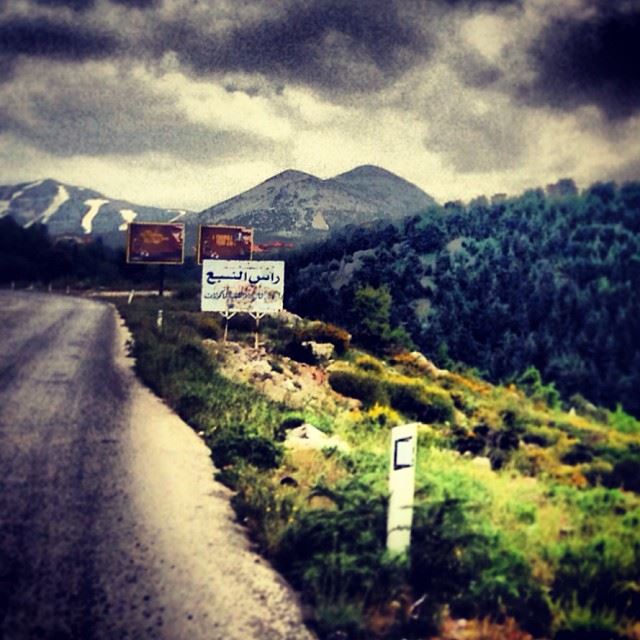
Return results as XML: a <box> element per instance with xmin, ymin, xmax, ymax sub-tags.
<box><xmin>205</xmin><ymin>340</ymin><xmax>356</xmax><ymax>415</ymax></box>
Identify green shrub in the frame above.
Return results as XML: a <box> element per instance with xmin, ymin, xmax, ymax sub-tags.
<box><xmin>409</xmin><ymin>497</ymin><xmax>480</xmax><ymax>633</ymax></box>
<box><xmin>328</xmin><ymin>369</ymin><xmax>388</xmax><ymax>407</ymax></box>
<box><xmin>517</xmin><ymin>366</ymin><xmax>561</xmax><ymax>408</ymax></box>
<box><xmin>409</xmin><ymin>497</ymin><xmax>552</xmax><ymax>637</ymax></box>
<box><xmin>284</xmin><ymin>339</ymin><xmax>318</xmax><ymax>364</ymax></box>
<box><xmin>454</xmin><ymin>531</ymin><xmax>552</xmax><ymax>637</ymax></box>
<box><xmin>554</xmin><ymin>602</ymin><xmax>624</xmax><ymax>640</ymax></box>
<box><xmin>354</xmin><ymin>354</ymin><xmax>385</xmax><ymax>374</ymax></box>
<box><xmin>606</xmin><ymin>456</ymin><xmax>640</xmax><ymax>493</ymax></box>
<box><xmin>175</xmin><ymin>392</ymin><xmax>208</xmax><ymax>420</ymax></box>
<box><xmin>192</xmin><ymin>314</ymin><xmax>223</xmax><ymax>340</ymax></box>
<box><xmin>551</xmin><ymin>534</ymin><xmax>640</xmax><ymax>619</ymax></box>
<box><xmin>561</xmin><ymin>443</ymin><xmax>595</xmax><ymax>465</ymax></box>
<box><xmin>275</xmin><ymin>480</ymin><xmax>402</xmax><ymax>637</ymax></box>
<box><xmin>298</xmin><ymin>321</ymin><xmax>351</xmax><ymax>355</ymax></box>
<box><xmin>608</xmin><ymin>404</ymin><xmax>640</xmax><ymax>434</ymax></box>
<box><xmin>386</xmin><ymin>379</ymin><xmax>454</xmax><ymax>423</ymax></box>
<box><xmin>522</xmin><ymin>425</ymin><xmax>559</xmax><ymax>447</ymax></box>
<box><xmin>209</xmin><ymin>426</ymin><xmax>283</xmax><ymax>470</ymax></box>
<box><xmin>275</xmin><ymin>416</ymin><xmax>306</xmax><ymax>441</ymax></box>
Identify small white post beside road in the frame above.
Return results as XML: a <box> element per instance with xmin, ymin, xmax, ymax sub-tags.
<box><xmin>387</xmin><ymin>423</ymin><xmax>418</xmax><ymax>555</ymax></box>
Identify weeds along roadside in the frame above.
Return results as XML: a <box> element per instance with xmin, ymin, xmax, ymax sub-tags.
<box><xmin>115</xmin><ymin>296</ymin><xmax>640</xmax><ymax>640</ymax></box>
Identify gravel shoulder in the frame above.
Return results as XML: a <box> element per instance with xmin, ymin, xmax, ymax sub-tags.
<box><xmin>0</xmin><ymin>291</ymin><xmax>315</xmax><ymax>640</ymax></box>
<box><xmin>118</xmin><ymin>317</ymin><xmax>316</xmax><ymax>640</ymax></box>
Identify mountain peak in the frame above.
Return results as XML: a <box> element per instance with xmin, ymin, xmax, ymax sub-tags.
<box><xmin>334</xmin><ymin>165</ymin><xmax>396</xmax><ymax>179</ymax></box>
<box><xmin>261</xmin><ymin>169</ymin><xmax>318</xmax><ymax>186</ymax></box>
<box><xmin>330</xmin><ymin>165</ymin><xmax>436</xmax><ymax>216</ymax></box>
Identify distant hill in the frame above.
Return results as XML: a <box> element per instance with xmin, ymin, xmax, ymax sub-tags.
<box><xmin>0</xmin><ymin>166</ymin><xmax>436</xmax><ymax>247</ymax></box>
<box><xmin>196</xmin><ymin>165</ymin><xmax>436</xmax><ymax>242</ymax></box>
<box><xmin>0</xmin><ymin>179</ymin><xmax>189</xmax><ymax>243</ymax></box>
<box><xmin>332</xmin><ymin>165</ymin><xmax>435</xmax><ymax>218</ymax></box>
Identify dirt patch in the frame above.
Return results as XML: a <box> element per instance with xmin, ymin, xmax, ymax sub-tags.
<box><xmin>207</xmin><ymin>340</ymin><xmax>356</xmax><ymax>414</ymax></box>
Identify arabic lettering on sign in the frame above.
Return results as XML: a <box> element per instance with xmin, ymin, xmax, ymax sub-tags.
<box><xmin>205</xmin><ymin>270</ymin><xmax>281</xmax><ymax>286</ymax></box>
<box><xmin>203</xmin><ymin>289</ymin><xmax>282</xmax><ymax>302</ymax></box>
<box><xmin>200</xmin><ymin>259</ymin><xmax>285</xmax><ymax>313</ymax></box>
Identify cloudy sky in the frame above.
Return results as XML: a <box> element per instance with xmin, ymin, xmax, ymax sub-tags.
<box><xmin>0</xmin><ymin>0</ymin><xmax>639</xmax><ymax>210</ymax></box>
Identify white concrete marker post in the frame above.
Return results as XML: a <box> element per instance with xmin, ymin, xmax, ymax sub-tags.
<box><xmin>387</xmin><ymin>423</ymin><xmax>418</xmax><ymax>555</ymax></box>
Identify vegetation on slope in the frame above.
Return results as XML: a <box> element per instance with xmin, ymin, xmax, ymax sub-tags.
<box><xmin>285</xmin><ymin>180</ymin><xmax>640</xmax><ymax>418</ymax></box>
<box><xmin>117</xmin><ymin>295</ymin><xmax>640</xmax><ymax>640</ymax></box>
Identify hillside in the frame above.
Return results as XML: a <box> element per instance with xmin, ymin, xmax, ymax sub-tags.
<box><xmin>285</xmin><ymin>180</ymin><xmax>640</xmax><ymax>418</ymax></box>
<box><xmin>197</xmin><ymin>165</ymin><xmax>436</xmax><ymax>242</ymax></box>
<box><xmin>332</xmin><ymin>165</ymin><xmax>435</xmax><ymax>218</ymax></box>
<box><xmin>0</xmin><ymin>166</ymin><xmax>435</xmax><ymax>248</ymax></box>
<box><xmin>117</xmin><ymin>297</ymin><xmax>640</xmax><ymax>640</ymax></box>
<box><xmin>0</xmin><ymin>178</ymin><xmax>188</xmax><ymax>241</ymax></box>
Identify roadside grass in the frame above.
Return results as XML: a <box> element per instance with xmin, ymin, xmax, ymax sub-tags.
<box><xmin>117</xmin><ymin>297</ymin><xmax>640</xmax><ymax>640</ymax></box>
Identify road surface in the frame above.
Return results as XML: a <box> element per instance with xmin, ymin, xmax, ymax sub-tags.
<box><xmin>0</xmin><ymin>291</ymin><xmax>315</xmax><ymax>640</ymax></box>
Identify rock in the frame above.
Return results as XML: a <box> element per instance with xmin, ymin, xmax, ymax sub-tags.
<box><xmin>301</xmin><ymin>341</ymin><xmax>335</xmax><ymax>363</ymax></box>
<box><xmin>282</xmin><ymin>379</ymin><xmax>298</xmax><ymax>392</ymax></box>
<box><xmin>284</xmin><ymin>423</ymin><xmax>349</xmax><ymax>452</ymax></box>
<box><xmin>276</xmin><ymin>310</ymin><xmax>303</xmax><ymax>327</ymax></box>
<box><xmin>470</xmin><ymin>456</ymin><xmax>492</xmax><ymax>471</ymax></box>
<box><xmin>248</xmin><ymin>360</ymin><xmax>273</xmax><ymax>377</ymax></box>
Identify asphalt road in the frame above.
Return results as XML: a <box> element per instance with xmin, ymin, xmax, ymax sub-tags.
<box><xmin>0</xmin><ymin>291</ymin><xmax>314</xmax><ymax>640</ymax></box>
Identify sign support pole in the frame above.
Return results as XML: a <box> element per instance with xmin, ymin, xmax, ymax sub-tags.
<box><xmin>249</xmin><ymin>312</ymin><xmax>266</xmax><ymax>349</ymax></box>
<box><xmin>219</xmin><ymin>311</ymin><xmax>237</xmax><ymax>344</ymax></box>
<box><xmin>158</xmin><ymin>264</ymin><xmax>165</xmax><ymax>297</ymax></box>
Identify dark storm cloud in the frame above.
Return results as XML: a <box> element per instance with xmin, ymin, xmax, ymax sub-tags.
<box><xmin>0</xmin><ymin>68</ymin><xmax>273</xmax><ymax>162</ymax></box>
<box><xmin>32</xmin><ymin>0</ymin><xmax>157</xmax><ymax>10</ymax></box>
<box><xmin>0</xmin><ymin>16</ymin><xmax>118</xmax><ymax>60</ymax></box>
<box><xmin>109</xmin><ymin>0</ymin><xmax>158</xmax><ymax>9</ymax></box>
<box><xmin>435</xmin><ymin>0</ymin><xmax>521</xmax><ymax>6</ymax></box>
<box><xmin>424</xmin><ymin>106</ymin><xmax>526</xmax><ymax>172</ymax></box>
<box><xmin>159</xmin><ymin>0</ymin><xmax>431</xmax><ymax>91</ymax></box>
<box><xmin>521</xmin><ymin>4</ymin><xmax>640</xmax><ymax>120</ymax></box>
<box><xmin>33</xmin><ymin>0</ymin><xmax>96</xmax><ymax>12</ymax></box>
<box><xmin>453</xmin><ymin>53</ymin><xmax>503</xmax><ymax>88</ymax></box>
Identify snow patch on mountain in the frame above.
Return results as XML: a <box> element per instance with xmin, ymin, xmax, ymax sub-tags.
<box><xmin>118</xmin><ymin>208</ymin><xmax>138</xmax><ymax>231</ymax></box>
<box><xmin>23</xmin><ymin>180</ymin><xmax>45</xmax><ymax>192</ymax></box>
<box><xmin>312</xmin><ymin>211</ymin><xmax>329</xmax><ymax>230</ymax></box>
<box><xmin>82</xmin><ymin>199</ymin><xmax>109</xmax><ymax>234</ymax></box>
<box><xmin>0</xmin><ymin>182</ymin><xmax>39</xmax><ymax>217</ymax></box>
<box><xmin>25</xmin><ymin>185</ymin><xmax>70</xmax><ymax>227</ymax></box>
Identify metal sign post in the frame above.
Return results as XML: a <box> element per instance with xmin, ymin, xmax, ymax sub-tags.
<box><xmin>387</xmin><ymin>423</ymin><xmax>418</xmax><ymax>555</ymax></box>
<box><xmin>220</xmin><ymin>310</ymin><xmax>237</xmax><ymax>344</ymax></box>
<box><xmin>249</xmin><ymin>312</ymin><xmax>266</xmax><ymax>349</ymax></box>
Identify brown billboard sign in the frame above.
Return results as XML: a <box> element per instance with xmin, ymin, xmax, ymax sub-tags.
<box><xmin>126</xmin><ymin>222</ymin><xmax>185</xmax><ymax>264</ymax></box>
<box><xmin>197</xmin><ymin>225</ymin><xmax>253</xmax><ymax>263</ymax></box>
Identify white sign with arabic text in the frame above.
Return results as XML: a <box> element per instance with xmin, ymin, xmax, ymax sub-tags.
<box><xmin>201</xmin><ymin>259</ymin><xmax>285</xmax><ymax>313</ymax></box>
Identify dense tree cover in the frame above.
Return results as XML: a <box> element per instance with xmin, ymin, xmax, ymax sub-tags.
<box><xmin>0</xmin><ymin>216</ymin><xmax>198</xmax><ymax>287</ymax></box>
<box><xmin>285</xmin><ymin>181</ymin><xmax>640</xmax><ymax>417</ymax></box>
<box><xmin>0</xmin><ymin>216</ymin><xmax>120</xmax><ymax>284</ymax></box>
